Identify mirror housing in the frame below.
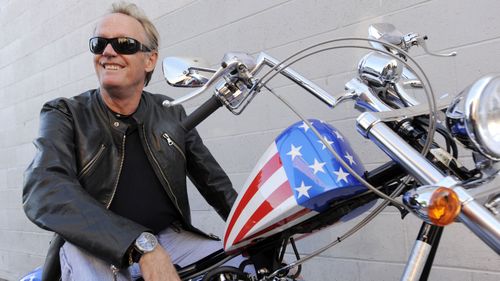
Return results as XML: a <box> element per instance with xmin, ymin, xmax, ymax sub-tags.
<box><xmin>357</xmin><ymin>52</ymin><xmax>403</xmax><ymax>87</ymax></box>
<box><xmin>368</xmin><ymin>23</ymin><xmax>404</xmax><ymax>55</ymax></box>
<box><xmin>162</xmin><ymin>57</ymin><xmax>214</xmax><ymax>88</ymax></box>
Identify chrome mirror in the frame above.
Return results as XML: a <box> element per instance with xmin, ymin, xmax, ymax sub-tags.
<box><xmin>162</xmin><ymin>57</ymin><xmax>215</xmax><ymax>88</ymax></box>
<box><xmin>368</xmin><ymin>23</ymin><xmax>404</xmax><ymax>54</ymax></box>
<box><xmin>357</xmin><ymin>52</ymin><xmax>403</xmax><ymax>86</ymax></box>
<box><xmin>446</xmin><ymin>74</ymin><xmax>500</xmax><ymax>161</ymax></box>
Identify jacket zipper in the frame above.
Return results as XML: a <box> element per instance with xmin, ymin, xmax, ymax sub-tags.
<box><xmin>110</xmin><ymin>264</ymin><xmax>119</xmax><ymax>281</ymax></box>
<box><xmin>106</xmin><ymin>134</ymin><xmax>126</xmax><ymax>209</ymax></box>
<box><xmin>78</xmin><ymin>144</ymin><xmax>106</xmax><ymax>180</ymax></box>
<box><xmin>162</xmin><ymin>132</ymin><xmax>186</xmax><ymax>160</ymax></box>
<box><xmin>142</xmin><ymin>126</ymin><xmax>183</xmax><ymax>216</ymax></box>
<box><xmin>108</xmin><ymin>135</ymin><xmax>127</xmax><ymax>272</ymax></box>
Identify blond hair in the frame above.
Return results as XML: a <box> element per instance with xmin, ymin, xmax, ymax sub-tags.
<box><xmin>108</xmin><ymin>2</ymin><xmax>159</xmax><ymax>86</ymax></box>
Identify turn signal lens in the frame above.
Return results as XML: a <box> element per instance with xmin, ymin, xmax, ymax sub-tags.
<box><xmin>428</xmin><ymin>187</ymin><xmax>461</xmax><ymax>226</ymax></box>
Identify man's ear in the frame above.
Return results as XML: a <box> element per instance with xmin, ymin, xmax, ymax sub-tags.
<box><xmin>144</xmin><ymin>51</ymin><xmax>158</xmax><ymax>72</ymax></box>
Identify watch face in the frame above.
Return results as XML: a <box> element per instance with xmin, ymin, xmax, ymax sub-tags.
<box><xmin>136</xmin><ymin>232</ymin><xmax>158</xmax><ymax>252</ymax></box>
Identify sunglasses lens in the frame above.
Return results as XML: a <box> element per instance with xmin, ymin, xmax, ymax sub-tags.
<box><xmin>89</xmin><ymin>37</ymin><xmax>107</xmax><ymax>54</ymax></box>
<box><xmin>113</xmin><ymin>37</ymin><xmax>140</xmax><ymax>54</ymax></box>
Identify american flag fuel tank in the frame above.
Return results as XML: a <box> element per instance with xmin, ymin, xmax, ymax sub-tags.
<box><xmin>223</xmin><ymin>119</ymin><xmax>372</xmax><ymax>252</ymax></box>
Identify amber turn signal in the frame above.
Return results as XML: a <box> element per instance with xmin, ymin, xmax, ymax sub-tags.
<box><xmin>428</xmin><ymin>187</ymin><xmax>461</xmax><ymax>226</ymax></box>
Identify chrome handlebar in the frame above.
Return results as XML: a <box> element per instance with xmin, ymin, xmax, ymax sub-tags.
<box><xmin>163</xmin><ymin>23</ymin><xmax>456</xmax><ymax>114</ymax></box>
<box><xmin>253</xmin><ymin>53</ymin><xmax>338</xmax><ymax>107</ymax></box>
<box><xmin>163</xmin><ymin>51</ymin><xmax>338</xmax><ymax>109</ymax></box>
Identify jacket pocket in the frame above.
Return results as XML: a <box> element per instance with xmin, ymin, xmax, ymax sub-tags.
<box><xmin>77</xmin><ymin>144</ymin><xmax>106</xmax><ymax>180</ymax></box>
<box><xmin>161</xmin><ymin>132</ymin><xmax>186</xmax><ymax>161</ymax></box>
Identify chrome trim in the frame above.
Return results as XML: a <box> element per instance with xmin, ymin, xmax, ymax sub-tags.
<box><xmin>392</xmin><ymin>82</ymin><xmax>420</xmax><ymax>106</ymax></box>
<box><xmin>345</xmin><ymin>77</ymin><xmax>394</xmax><ymax>112</ymax></box>
<box><xmin>462</xmin><ymin>75</ymin><xmax>500</xmax><ymax>160</ymax></box>
<box><xmin>253</xmin><ymin>52</ymin><xmax>337</xmax><ymax>107</ymax></box>
<box><xmin>455</xmin><ymin>186</ymin><xmax>500</xmax><ymax>254</ymax></box>
<box><xmin>357</xmin><ymin>52</ymin><xmax>403</xmax><ymax>86</ymax></box>
<box><xmin>485</xmin><ymin>195</ymin><xmax>500</xmax><ymax>215</ymax></box>
<box><xmin>400</xmin><ymin>240</ymin><xmax>432</xmax><ymax>281</ymax></box>
<box><xmin>356</xmin><ymin>112</ymin><xmax>447</xmax><ymax>184</ymax></box>
<box><xmin>162</xmin><ymin>56</ymin><xmax>212</xmax><ymax>87</ymax></box>
<box><xmin>357</xmin><ymin>112</ymin><xmax>500</xmax><ymax>253</ymax></box>
<box><xmin>363</xmin><ymin>93</ymin><xmax>455</xmax><ymax>122</ymax></box>
<box><xmin>403</xmin><ymin>186</ymin><xmax>438</xmax><ymax>223</ymax></box>
<box><xmin>163</xmin><ymin>60</ymin><xmax>241</xmax><ymax>107</ymax></box>
<box><xmin>367</xmin><ymin>23</ymin><xmax>404</xmax><ymax>54</ymax></box>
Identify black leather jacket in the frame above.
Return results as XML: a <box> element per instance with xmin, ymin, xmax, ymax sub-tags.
<box><xmin>22</xmin><ymin>89</ymin><xmax>237</xmax><ymax>280</ymax></box>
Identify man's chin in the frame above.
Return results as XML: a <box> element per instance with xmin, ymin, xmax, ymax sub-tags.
<box><xmin>99</xmin><ymin>79</ymin><xmax>124</xmax><ymax>91</ymax></box>
<box><xmin>99</xmin><ymin>83</ymin><xmax>125</xmax><ymax>96</ymax></box>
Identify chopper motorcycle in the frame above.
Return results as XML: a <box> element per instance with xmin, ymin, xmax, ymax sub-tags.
<box><xmin>20</xmin><ymin>23</ymin><xmax>500</xmax><ymax>281</ymax></box>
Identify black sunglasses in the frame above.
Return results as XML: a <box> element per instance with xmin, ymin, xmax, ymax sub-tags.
<box><xmin>89</xmin><ymin>37</ymin><xmax>152</xmax><ymax>55</ymax></box>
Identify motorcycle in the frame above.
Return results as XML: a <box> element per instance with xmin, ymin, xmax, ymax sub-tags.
<box><xmin>21</xmin><ymin>23</ymin><xmax>499</xmax><ymax>281</ymax></box>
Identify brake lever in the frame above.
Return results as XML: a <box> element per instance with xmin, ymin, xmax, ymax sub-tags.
<box><xmin>404</xmin><ymin>33</ymin><xmax>457</xmax><ymax>58</ymax></box>
<box><xmin>420</xmin><ymin>37</ymin><xmax>457</xmax><ymax>57</ymax></box>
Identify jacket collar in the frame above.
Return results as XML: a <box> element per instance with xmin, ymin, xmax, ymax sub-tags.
<box><xmin>95</xmin><ymin>88</ymin><xmax>149</xmax><ymax>134</ymax></box>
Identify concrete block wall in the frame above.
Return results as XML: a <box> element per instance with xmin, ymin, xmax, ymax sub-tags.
<box><xmin>1</xmin><ymin>0</ymin><xmax>499</xmax><ymax>280</ymax></box>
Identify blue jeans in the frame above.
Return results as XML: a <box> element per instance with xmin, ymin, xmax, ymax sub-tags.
<box><xmin>59</xmin><ymin>225</ymin><xmax>249</xmax><ymax>281</ymax></box>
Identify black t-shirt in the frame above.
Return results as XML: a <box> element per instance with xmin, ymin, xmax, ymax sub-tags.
<box><xmin>109</xmin><ymin>115</ymin><xmax>181</xmax><ymax>234</ymax></box>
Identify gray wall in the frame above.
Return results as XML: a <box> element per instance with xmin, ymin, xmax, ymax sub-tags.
<box><xmin>1</xmin><ymin>0</ymin><xmax>499</xmax><ymax>280</ymax></box>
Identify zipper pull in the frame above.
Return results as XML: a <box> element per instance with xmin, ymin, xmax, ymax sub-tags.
<box><xmin>110</xmin><ymin>264</ymin><xmax>119</xmax><ymax>281</ymax></box>
<box><xmin>162</xmin><ymin>133</ymin><xmax>174</xmax><ymax>146</ymax></box>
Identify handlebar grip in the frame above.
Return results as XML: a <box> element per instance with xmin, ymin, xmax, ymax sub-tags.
<box><xmin>181</xmin><ymin>95</ymin><xmax>223</xmax><ymax>132</ymax></box>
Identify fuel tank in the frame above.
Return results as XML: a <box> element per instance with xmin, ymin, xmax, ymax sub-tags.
<box><xmin>223</xmin><ymin>119</ymin><xmax>371</xmax><ymax>252</ymax></box>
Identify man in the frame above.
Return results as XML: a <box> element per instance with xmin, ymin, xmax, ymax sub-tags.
<box><xmin>22</xmin><ymin>3</ymin><xmax>238</xmax><ymax>281</ymax></box>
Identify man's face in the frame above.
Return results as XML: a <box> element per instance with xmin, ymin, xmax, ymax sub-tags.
<box><xmin>93</xmin><ymin>13</ymin><xmax>156</xmax><ymax>94</ymax></box>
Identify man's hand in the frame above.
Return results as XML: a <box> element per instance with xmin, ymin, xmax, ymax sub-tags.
<box><xmin>138</xmin><ymin>245</ymin><xmax>181</xmax><ymax>281</ymax></box>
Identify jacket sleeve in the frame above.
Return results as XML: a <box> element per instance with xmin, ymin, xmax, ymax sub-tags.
<box><xmin>22</xmin><ymin>100</ymin><xmax>147</xmax><ymax>268</ymax></box>
<box><xmin>180</xmin><ymin>106</ymin><xmax>237</xmax><ymax>221</ymax></box>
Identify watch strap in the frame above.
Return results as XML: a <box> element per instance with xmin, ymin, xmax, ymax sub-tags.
<box><xmin>129</xmin><ymin>246</ymin><xmax>142</xmax><ymax>264</ymax></box>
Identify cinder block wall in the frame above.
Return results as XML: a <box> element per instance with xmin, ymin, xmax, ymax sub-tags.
<box><xmin>1</xmin><ymin>0</ymin><xmax>499</xmax><ymax>280</ymax></box>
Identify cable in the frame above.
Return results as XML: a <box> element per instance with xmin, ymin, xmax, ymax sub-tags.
<box><xmin>253</xmin><ymin>37</ymin><xmax>439</xmax><ymax>157</ymax></box>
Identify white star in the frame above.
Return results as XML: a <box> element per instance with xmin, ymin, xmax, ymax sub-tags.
<box><xmin>334</xmin><ymin>167</ymin><xmax>350</xmax><ymax>183</ymax></box>
<box><xmin>344</xmin><ymin>152</ymin><xmax>356</xmax><ymax>166</ymax></box>
<box><xmin>295</xmin><ymin>181</ymin><xmax>312</xmax><ymax>199</ymax></box>
<box><xmin>298</xmin><ymin>121</ymin><xmax>313</xmax><ymax>132</ymax></box>
<box><xmin>317</xmin><ymin>136</ymin><xmax>334</xmax><ymax>150</ymax></box>
<box><xmin>309</xmin><ymin>158</ymin><xmax>326</xmax><ymax>174</ymax></box>
<box><xmin>286</xmin><ymin>144</ymin><xmax>303</xmax><ymax>160</ymax></box>
<box><xmin>334</xmin><ymin>131</ymin><xmax>344</xmax><ymax>141</ymax></box>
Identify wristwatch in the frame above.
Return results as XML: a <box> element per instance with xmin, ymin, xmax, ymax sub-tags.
<box><xmin>130</xmin><ymin>232</ymin><xmax>158</xmax><ymax>263</ymax></box>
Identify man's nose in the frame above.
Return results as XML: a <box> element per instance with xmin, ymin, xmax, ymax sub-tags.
<box><xmin>102</xmin><ymin>43</ymin><xmax>117</xmax><ymax>56</ymax></box>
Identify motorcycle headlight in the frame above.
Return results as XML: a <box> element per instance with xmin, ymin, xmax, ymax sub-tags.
<box><xmin>446</xmin><ymin>74</ymin><xmax>500</xmax><ymax>160</ymax></box>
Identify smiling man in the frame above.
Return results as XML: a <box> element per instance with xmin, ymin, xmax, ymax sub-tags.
<box><xmin>23</xmin><ymin>3</ymin><xmax>238</xmax><ymax>281</ymax></box>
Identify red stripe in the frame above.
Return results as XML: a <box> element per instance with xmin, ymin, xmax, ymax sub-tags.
<box><xmin>224</xmin><ymin>153</ymin><xmax>282</xmax><ymax>247</ymax></box>
<box><xmin>244</xmin><ymin>208</ymin><xmax>311</xmax><ymax>242</ymax></box>
<box><xmin>233</xmin><ymin>181</ymin><xmax>293</xmax><ymax>245</ymax></box>
<box><xmin>226</xmin><ymin>208</ymin><xmax>312</xmax><ymax>253</ymax></box>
